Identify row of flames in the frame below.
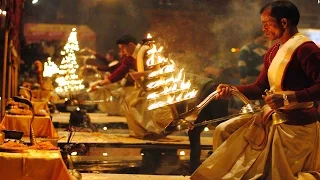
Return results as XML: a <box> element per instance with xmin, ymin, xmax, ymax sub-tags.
<box><xmin>43</xmin><ymin>28</ymin><xmax>85</xmax><ymax>94</ymax></box>
<box><xmin>145</xmin><ymin>39</ymin><xmax>198</xmax><ymax>110</ymax></box>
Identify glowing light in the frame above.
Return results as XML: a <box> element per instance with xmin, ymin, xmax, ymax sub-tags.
<box><xmin>71</xmin><ymin>152</ymin><xmax>77</xmax><ymax>156</ymax></box>
<box><xmin>204</xmin><ymin>127</ymin><xmax>209</xmax><ymax>132</ymax></box>
<box><xmin>141</xmin><ymin>153</ymin><xmax>144</xmax><ymax>156</ymax></box>
<box><xmin>43</xmin><ymin>57</ymin><xmax>60</xmax><ymax>77</ymax></box>
<box><xmin>148</xmin><ymin>64</ymin><xmax>175</xmax><ymax>78</ymax></box>
<box><xmin>147</xmin><ymin>33</ymin><xmax>152</xmax><ymax>39</ymax></box>
<box><xmin>55</xmin><ymin>28</ymin><xmax>84</xmax><ymax>94</ymax></box>
<box><xmin>179</xmin><ymin>151</ymin><xmax>186</xmax><ymax>156</ymax></box>
<box><xmin>32</xmin><ymin>0</ymin><xmax>38</xmax><ymax>4</ymax></box>
<box><xmin>103</xmin><ymin>127</ymin><xmax>108</xmax><ymax>130</ymax></box>
<box><xmin>102</xmin><ymin>153</ymin><xmax>108</xmax><ymax>156</ymax></box>
<box><xmin>144</xmin><ymin>42</ymin><xmax>198</xmax><ymax>110</ymax></box>
<box><xmin>231</xmin><ymin>48</ymin><xmax>236</xmax><ymax>52</ymax></box>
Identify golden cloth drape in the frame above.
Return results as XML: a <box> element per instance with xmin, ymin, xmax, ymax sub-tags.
<box><xmin>0</xmin><ymin>150</ymin><xmax>71</xmax><ymax>180</ymax></box>
<box><xmin>123</xmin><ymin>87</ymin><xmax>173</xmax><ymax>138</ymax></box>
<box><xmin>32</xmin><ymin>101</ymin><xmax>50</xmax><ymax>115</ymax></box>
<box><xmin>1</xmin><ymin>115</ymin><xmax>58</xmax><ymax>138</ymax></box>
<box><xmin>89</xmin><ymin>84</ymin><xmax>125</xmax><ymax>115</ymax></box>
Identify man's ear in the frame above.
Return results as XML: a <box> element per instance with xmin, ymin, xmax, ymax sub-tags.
<box><xmin>281</xmin><ymin>18</ymin><xmax>288</xmax><ymax>28</ymax></box>
<box><xmin>128</xmin><ymin>42</ymin><xmax>135</xmax><ymax>47</ymax></box>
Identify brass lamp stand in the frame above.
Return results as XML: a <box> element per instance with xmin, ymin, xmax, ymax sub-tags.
<box><xmin>12</xmin><ymin>96</ymin><xmax>36</xmax><ymax>145</ymax></box>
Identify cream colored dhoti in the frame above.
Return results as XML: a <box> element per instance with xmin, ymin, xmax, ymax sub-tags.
<box><xmin>191</xmin><ymin>33</ymin><xmax>320</xmax><ymax>180</ymax></box>
<box><xmin>122</xmin><ymin>87</ymin><xmax>173</xmax><ymax>138</ymax></box>
<box><xmin>191</xmin><ymin>105</ymin><xmax>320</xmax><ymax>180</ymax></box>
<box><xmin>89</xmin><ymin>83</ymin><xmax>125</xmax><ymax>115</ymax></box>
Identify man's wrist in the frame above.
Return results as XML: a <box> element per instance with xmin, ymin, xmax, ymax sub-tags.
<box><xmin>283</xmin><ymin>92</ymin><xmax>297</xmax><ymax>105</ymax></box>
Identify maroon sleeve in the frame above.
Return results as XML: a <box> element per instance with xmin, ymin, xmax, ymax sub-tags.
<box><xmin>94</xmin><ymin>52</ymin><xmax>107</xmax><ymax>61</ymax></box>
<box><xmin>97</xmin><ymin>65</ymin><xmax>111</xmax><ymax>71</ymax></box>
<box><xmin>107</xmin><ymin>56</ymin><xmax>136</xmax><ymax>83</ymax></box>
<box><xmin>294</xmin><ymin>42</ymin><xmax>320</xmax><ymax>102</ymax></box>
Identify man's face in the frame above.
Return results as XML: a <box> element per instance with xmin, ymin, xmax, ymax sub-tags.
<box><xmin>118</xmin><ymin>43</ymin><xmax>135</xmax><ymax>56</ymax></box>
<box><xmin>105</xmin><ymin>53</ymin><xmax>114</xmax><ymax>62</ymax></box>
<box><xmin>118</xmin><ymin>51</ymin><xmax>125</xmax><ymax>59</ymax></box>
<box><xmin>261</xmin><ymin>9</ymin><xmax>284</xmax><ymax>41</ymax></box>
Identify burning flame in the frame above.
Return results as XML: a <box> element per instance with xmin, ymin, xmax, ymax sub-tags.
<box><xmin>147</xmin><ymin>33</ymin><xmax>152</xmax><ymax>39</ymax></box>
<box><xmin>146</xmin><ymin>68</ymin><xmax>198</xmax><ymax>110</ymax></box>
<box><xmin>43</xmin><ymin>57</ymin><xmax>60</xmax><ymax>77</ymax></box>
<box><xmin>147</xmin><ymin>89</ymin><xmax>198</xmax><ymax>110</ymax></box>
<box><xmin>148</xmin><ymin>63</ymin><xmax>175</xmax><ymax>78</ymax></box>
<box><xmin>55</xmin><ymin>28</ymin><xmax>84</xmax><ymax>93</ymax></box>
<box><xmin>146</xmin><ymin>45</ymin><xmax>167</xmax><ymax>67</ymax></box>
<box><xmin>146</xmin><ymin>69</ymin><xmax>184</xmax><ymax>89</ymax></box>
<box><xmin>143</xmin><ymin>35</ymin><xmax>198</xmax><ymax>110</ymax></box>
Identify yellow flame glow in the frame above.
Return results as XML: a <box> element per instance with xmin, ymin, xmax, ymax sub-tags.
<box><xmin>145</xmin><ymin>39</ymin><xmax>198</xmax><ymax>110</ymax></box>
<box><xmin>43</xmin><ymin>57</ymin><xmax>60</xmax><ymax>77</ymax></box>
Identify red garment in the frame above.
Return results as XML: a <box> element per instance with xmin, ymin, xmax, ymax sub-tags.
<box><xmin>85</xmin><ymin>53</ymin><xmax>120</xmax><ymax>73</ymax></box>
<box><xmin>236</xmin><ymin>41</ymin><xmax>320</xmax><ymax>125</ymax></box>
<box><xmin>107</xmin><ymin>56</ymin><xmax>136</xmax><ymax>83</ymax></box>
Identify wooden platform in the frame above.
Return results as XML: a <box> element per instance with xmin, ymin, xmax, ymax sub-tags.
<box><xmin>81</xmin><ymin>173</ymin><xmax>190</xmax><ymax>180</ymax></box>
<box><xmin>50</xmin><ymin>112</ymin><xmax>214</xmax><ymax>149</ymax></box>
<box><xmin>51</xmin><ymin>113</ymin><xmax>127</xmax><ymax>124</ymax></box>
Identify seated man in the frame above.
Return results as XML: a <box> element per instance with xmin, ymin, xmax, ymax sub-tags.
<box><xmin>191</xmin><ymin>1</ymin><xmax>320</xmax><ymax>179</ymax></box>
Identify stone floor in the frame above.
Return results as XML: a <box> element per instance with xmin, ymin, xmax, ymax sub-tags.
<box><xmin>47</xmin><ymin>112</ymin><xmax>213</xmax><ymax>175</ymax></box>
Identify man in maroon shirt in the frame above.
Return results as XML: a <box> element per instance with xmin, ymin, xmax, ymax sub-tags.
<box><xmin>90</xmin><ymin>34</ymin><xmax>139</xmax><ymax>89</ymax></box>
<box><xmin>192</xmin><ymin>1</ymin><xmax>320</xmax><ymax>179</ymax></box>
<box><xmin>86</xmin><ymin>49</ymin><xmax>120</xmax><ymax>73</ymax></box>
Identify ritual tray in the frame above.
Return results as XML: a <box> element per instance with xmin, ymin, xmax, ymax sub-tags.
<box><xmin>0</xmin><ymin>147</ymin><xmax>36</xmax><ymax>153</ymax></box>
<box><xmin>0</xmin><ymin>141</ymin><xmax>59</xmax><ymax>153</ymax></box>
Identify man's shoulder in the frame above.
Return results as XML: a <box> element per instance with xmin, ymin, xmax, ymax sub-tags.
<box><xmin>121</xmin><ymin>56</ymin><xmax>137</xmax><ymax>67</ymax></box>
<box><xmin>297</xmin><ymin>41</ymin><xmax>319</xmax><ymax>51</ymax></box>
<box><xmin>295</xmin><ymin>41</ymin><xmax>320</xmax><ymax>57</ymax></box>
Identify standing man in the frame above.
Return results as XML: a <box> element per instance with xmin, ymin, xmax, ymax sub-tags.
<box><xmin>192</xmin><ymin>1</ymin><xmax>320</xmax><ymax>179</ymax></box>
<box><xmin>188</xmin><ymin>62</ymin><xmax>230</xmax><ymax>173</ymax></box>
<box><xmin>238</xmin><ymin>31</ymin><xmax>268</xmax><ymax>85</ymax></box>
